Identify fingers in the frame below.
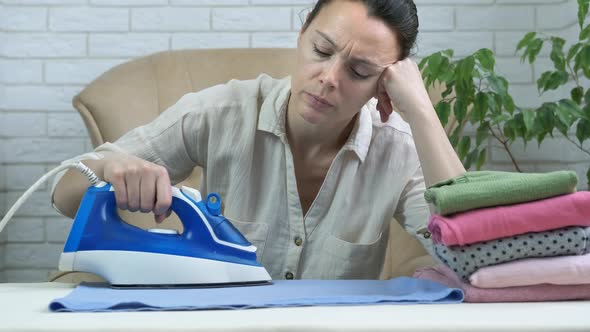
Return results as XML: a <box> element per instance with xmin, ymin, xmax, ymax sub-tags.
<box><xmin>125</xmin><ymin>165</ymin><xmax>141</xmax><ymax>212</ymax></box>
<box><xmin>107</xmin><ymin>166</ymin><xmax>128</xmax><ymax>211</ymax></box>
<box><xmin>154</xmin><ymin>209</ymin><xmax>172</xmax><ymax>224</ymax></box>
<box><xmin>139</xmin><ymin>166</ymin><xmax>156</xmax><ymax>213</ymax></box>
<box><xmin>376</xmin><ymin>79</ymin><xmax>393</xmax><ymax>123</ymax></box>
<box><xmin>103</xmin><ymin>155</ymin><xmax>172</xmax><ymax>224</ymax></box>
<box><xmin>153</xmin><ymin>167</ymin><xmax>172</xmax><ymax>223</ymax></box>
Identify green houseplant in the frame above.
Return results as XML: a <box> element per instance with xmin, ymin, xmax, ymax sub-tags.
<box><xmin>419</xmin><ymin>0</ymin><xmax>590</xmax><ymax>186</ymax></box>
<box><xmin>515</xmin><ymin>0</ymin><xmax>590</xmax><ymax>183</ymax></box>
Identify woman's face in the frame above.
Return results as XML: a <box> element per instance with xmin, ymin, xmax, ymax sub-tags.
<box><xmin>290</xmin><ymin>0</ymin><xmax>401</xmax><ymax>127</ymax></box>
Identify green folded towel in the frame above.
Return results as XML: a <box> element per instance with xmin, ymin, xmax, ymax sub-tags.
<box><xmin>424</xmin><ymin>170</ymin><xmax>578</xmax><ymax>215</ymax></box>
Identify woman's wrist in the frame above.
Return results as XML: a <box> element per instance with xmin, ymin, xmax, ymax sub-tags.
<box><xmin>403</xmin><ymin>103</ymin><xmax>439</xmax><ymax>129</ymax></box>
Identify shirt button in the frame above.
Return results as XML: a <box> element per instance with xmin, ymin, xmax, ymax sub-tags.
<box><xmin>294</xmin><ymin>236</ymin><xmax>303</xmax><ymax>246</ymax></box>
<box><xmin>417</xmin><ymin>228</ymin><xmax>431</xmax><ymax>239</ymax></box>
<box><xmin>285</xmin><ymin>272</ymin><xmax>294</xmax><ymax>280</ymax></box>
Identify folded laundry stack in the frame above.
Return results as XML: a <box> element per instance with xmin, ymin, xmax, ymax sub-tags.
<box><xmin>413</xmin><ymin>170</ymin><xmax>590</xmax><ymax>302</ymax></box>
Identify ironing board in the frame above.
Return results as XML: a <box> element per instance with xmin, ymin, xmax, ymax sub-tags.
<box><xmin>1</xmin><ymin>282</ymin><xmax>589</xmax><ymax>331</ymax></box>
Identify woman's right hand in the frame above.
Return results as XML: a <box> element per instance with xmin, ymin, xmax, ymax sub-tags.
<box><xmin>102</xmin><ymin>152</ymin><xmax>172</xmax><ymax>223</ymax></box>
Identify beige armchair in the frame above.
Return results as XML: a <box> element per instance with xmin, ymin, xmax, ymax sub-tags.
<box><xmin>52</xmin><ymin>49</ymin><xmax>436</xmax><ymax>283</ymax></box>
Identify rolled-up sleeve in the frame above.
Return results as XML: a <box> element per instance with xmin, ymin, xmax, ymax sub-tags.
<box><xmin>49</xmin><ymin>91</ymin><xmax>209</xmax><ymax>216</ymax></box>
<box><xmin>393</xmin><ymin>165</ymin><xmax>434</xmax><ymax>256</ymax></box>
<box><xmin>112</xmin><ymin>92</ymin><xmax>208</xmax><ymax>184</ymax></box>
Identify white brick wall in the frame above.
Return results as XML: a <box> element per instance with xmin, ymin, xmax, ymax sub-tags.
<box><xmin>0</xmin><ymin>0</ymin><xmax>585</xmax><ymax>282</ymax></box>
<box><xmin>50</xmin><ymin>8</ymin><xmax>129</xmax><ymax>32</ymax></box>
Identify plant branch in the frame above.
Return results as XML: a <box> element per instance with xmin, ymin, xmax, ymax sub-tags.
<box><xmin>489</xmin><ymin>124</ymin><xmax>522</xmax><ymax>172</ymax></box>
<box><xmin>563</xmin><ymin>135</ymin><xmax>590</xmax><ymax>156</ymax></box>
<box><xmin>566</xmin><ymin>60</ymin><xmax>581</xmax><ymax>87</ymax></box>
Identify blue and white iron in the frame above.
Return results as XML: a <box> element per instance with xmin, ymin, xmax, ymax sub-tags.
<box><xmin>58</xmin><ymin>181</ymin><xmax>272</xmax><ymax>287</ymax></box>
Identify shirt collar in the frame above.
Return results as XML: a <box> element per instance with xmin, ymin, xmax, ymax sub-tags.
<box><xmin>257</xmin><ymin>77</ymin><xmax>372</xmax><ymax>162</ymax></box>
<box><xmin>257</xmin><ymin>76</ymin><xmax>291</xmax><ymax>139</ymax></box>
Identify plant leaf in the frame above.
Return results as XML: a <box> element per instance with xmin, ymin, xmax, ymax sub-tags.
<box><xmin>487</xmin><ymin>75</ymin><xmax>507</xmax><ymax>96</ymax></box>
<box><xmin>555</xmin><ymin>102</ymin><xmax>575</xmax><ymax>128</ymax></box>
<box><xmin>487</xmin><ymin>92</ymin><xmax>501</xmax><ymax>115</ymax></box>
<box><xmin>449</xmin><ymin>126</ymin><xmax>461</xmax><ymax>147</ymax></box>
<box><xmin>513</xmin><ymin>113</ymin><xmax>527</xmax><ymax>138</ymax></box>
<box><xmin>567</xmin><ymin>42</ymin><xmax>583</xmax><ymax>62</ymax></box>
<box><xmin>457</xmin><ymin>56</ymin><xmax>476</xmax><ymax>82</ymax></box>
<box><xmin>542</xmin><ymin>71</ymin><xmax>569</xmax><ymax>92</ymax></box>
<box><xmin>475</xmin><ymin>48</ymin><xmax>495</xmax><ymax>71</ymax></box>
<box><xmin>458</xmin><ymin>136</ymin><xmax>471</xmax><ymax>160</ymax></box>
<box><xmin>441</xmin><ymin>81</ymin><xmax>455</xmax><ymax>98</ymax></box>
<box><xmin>537</xmin><ymin>131</ymin><xmax>547</xmax><ymax>147</ymax></box>
<box><xmin>572</xmin><ymin>86</ymin><xmax>584</xmax><ymax>104</ymax></box>
<box><xmin>503</xmin><ymin>121</ymin><xmax>516</xmax><ymax>142</ymax></box>
<box><xmin>539</xmin><ymin>104</ymin><xmax>556</xmax><ymax>135</ymax></box>
<box><xmin>418</xmin><ymin>56</ymin><xmax>429</xmax><ymax>70</ymax></box>
<box><xmin>537</xmin><ymin>71</ymin><xmax>553</xmax><ymax>94</ymax></box>
<box><xmin>522</xmin><ymin>109</ymin><xmax>535</xmax><ymax>133</ymax></box>
<box><xmin>428</xmin><ymin>53</ymin><xmax>443</xmax><ymax>78</ymax></box>
<box><xmin>464</xmin><ymin>148</ymin><xmax>479</xmax><ymax>170</ymax></box>
<box><xmin>441</xmin><ymin>49</ymin><xmax>454</xmax><ymax>58</ymax></box>
<box><xmin>473</xmin><ymin>92</ymin><xmax>488</xmax><ymax>122</ymax></box>
<box><xmin>516</xmin><ymin>32</ymin><xmax>536</xmax><ymax>53</ymax></box>
<box><xmin>578</xmin><ymin>0</ymin><xmax>589</xmax><ymax>29</ymax></box>
<box><xmin>435</xmin><ymin>101</ymin><xmax>452</xmax><ymax>128</ymax></box>
<box><xmin>476</xmin><ymin>148</ymin><xmax>487</xmax><ymax>170</ymax></box>
<box><xmin>550</xmin><ymin>37</ymin><xmax>566</xmax><ymax>71</ymax></box>
<box><xmin>559</xmin><ymin>98</ymin><xmax>588</xmax><ymax>120</ymax></box>
<box><xmin>502</xmin><ymin>89</ymin><xmax>516</xmax><ymax>114</ymax></box>
<box><xmin>454</xmin><ymin>98</ymin><xmax>468</xmax><ymax>123</ymax></box>
<box><xmin>528</xmin><ymin>38</ymin><xmax>544</xmax><ymax>63</ymax></box>
<box><xmin>574</xmin><ymin>45</ymin><xmax>590</xmax><ymax>72</ymax></box>
<box><xmin>492</xmin><ymin>113</ymin><xmax>511</xmax><ymax>125</ymax></box>
<box><xmin>583</xmin><ymin>45</ymin><xmax>590</xmax><ymax>68</ymax></box>
<box><xmin>476</xmin><ymin>122</ymin><xmax>489</xmax><ymax>146</ymax></box>
<box><xmin>576</xmin><ymin>118</ymin><xmax>590</xmax><ymax>144</ymax></box>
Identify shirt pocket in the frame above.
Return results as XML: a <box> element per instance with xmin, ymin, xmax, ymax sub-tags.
<box><xmin>225</xmin><ymin>218</ymin><xmax>269</xmax><ymax>262</ymax></box>
<box><xmin>314</xmin><ymin>231</ymin><xmax>388</xmax><ymax>279</ymax></box>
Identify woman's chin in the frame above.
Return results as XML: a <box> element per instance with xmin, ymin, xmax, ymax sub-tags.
<box><xmin>299</xmin><ymin>109</ymin><xmax>328</xmax><ymax>125</ymax></box>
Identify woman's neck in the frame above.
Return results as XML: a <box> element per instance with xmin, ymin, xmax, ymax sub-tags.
<box><xmin>285</xmin><ymin>97</ymin><xmax>357</xmax><ymax>159</ymax></box>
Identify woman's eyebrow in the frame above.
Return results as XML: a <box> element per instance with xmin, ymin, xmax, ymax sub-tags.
<box><xmin>315</xmin><ymin>29</ymin><xmax>385</xmax><ymax>70</ymax></box>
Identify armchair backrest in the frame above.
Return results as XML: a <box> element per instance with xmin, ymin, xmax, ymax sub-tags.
<box><xmin>74</xmin><ymin>49</ymin><xmax>297</xmax><ymax>148</ymax></box>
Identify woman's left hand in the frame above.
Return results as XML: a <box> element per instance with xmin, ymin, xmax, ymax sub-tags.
<box><xmin>375</xmin><ymin>58</ymin><xmax>433</xmax><ymax>123</ymax></box>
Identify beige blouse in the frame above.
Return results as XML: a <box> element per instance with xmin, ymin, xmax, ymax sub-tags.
<box><xmin>51</xmin><ymin>74</ymin><xmax>432</xmax><ymax>280</ymax></box>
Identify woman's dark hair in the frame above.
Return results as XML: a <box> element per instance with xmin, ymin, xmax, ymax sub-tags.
<box><xmin>301</xmin><ymin>0</ymin><xmax>419</xmax><ymax>59</ymax></box>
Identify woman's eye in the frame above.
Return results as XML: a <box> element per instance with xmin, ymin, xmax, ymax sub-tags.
<box><xmin>350</xmin><ymin>68</ymin><xmax>369</xmax><ymax>80</ymax></box>
<box><xmin>313</xmin><ymin>45</ymin><xmax>330</xmax><ymax>57</ymax></box>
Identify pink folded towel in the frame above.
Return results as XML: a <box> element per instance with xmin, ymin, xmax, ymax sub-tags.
<box><xmin>470</xmin><ymin>253</ymin><xmax>590</xmax><ymax>288</ymax></box>
<box><xmin>413</xmin><ymin>264</ymin><xmax>590</xmax><ymax>303</ymax></box>
<box><xmin>428</xmin><ymin>191</ymin><xmax>590</xmax><ymax>246</ymax></box>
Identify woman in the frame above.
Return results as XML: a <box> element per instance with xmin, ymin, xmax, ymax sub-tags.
<box><xmin>52</xmin><ymin>0</ymin><xmax>465</xmax><ymax>280</ymax></box>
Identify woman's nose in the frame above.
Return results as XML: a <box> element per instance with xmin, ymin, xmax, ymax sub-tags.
<box><xmin>319</xmin><ymin>59</ymin><xmax>340</xmax><ymax>89</ymax></box>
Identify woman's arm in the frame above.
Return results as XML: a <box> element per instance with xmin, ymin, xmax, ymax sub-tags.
<box><xmin>52</xmin><ymin>154</ymin><xmax>108</xmax><ymax>219</ymax></box>
<box><xmin>376</xmin><ymin>58</ymin><xmax>465</xmax><ymax>187</ymax></box>
<box><xmin>403</xmin><ymin>104</ymin><xmax>466</xmax><ymax>187</ymax></box>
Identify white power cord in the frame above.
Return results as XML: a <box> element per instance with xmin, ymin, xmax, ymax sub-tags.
<box><xmin>0</xmin><ymin>162</ymin><xmax>100</xmax><ymax>234</ymax></box>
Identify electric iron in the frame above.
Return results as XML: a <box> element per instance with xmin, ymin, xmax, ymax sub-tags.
<box><xmin>58</xmin><ymin>180</ymin><xmax>272</xmax><ymax>287</ymax></box>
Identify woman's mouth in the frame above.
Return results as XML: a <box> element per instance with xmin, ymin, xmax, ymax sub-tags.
<box><xmin>303</xmin><ymin>92</ymin><xmax>334</xmax><ymax>109</ymax></box>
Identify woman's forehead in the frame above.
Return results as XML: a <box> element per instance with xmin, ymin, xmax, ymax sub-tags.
<box><xmin>309</xmin><ymin>1</ymin><xmax>401</xmax><ymax>63</ymax></box>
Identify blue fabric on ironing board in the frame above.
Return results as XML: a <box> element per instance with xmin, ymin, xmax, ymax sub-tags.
<box><xmin>49</xmin><ymin>277</ymin><xmax>464</xmax><ymax>312</ymax></box>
